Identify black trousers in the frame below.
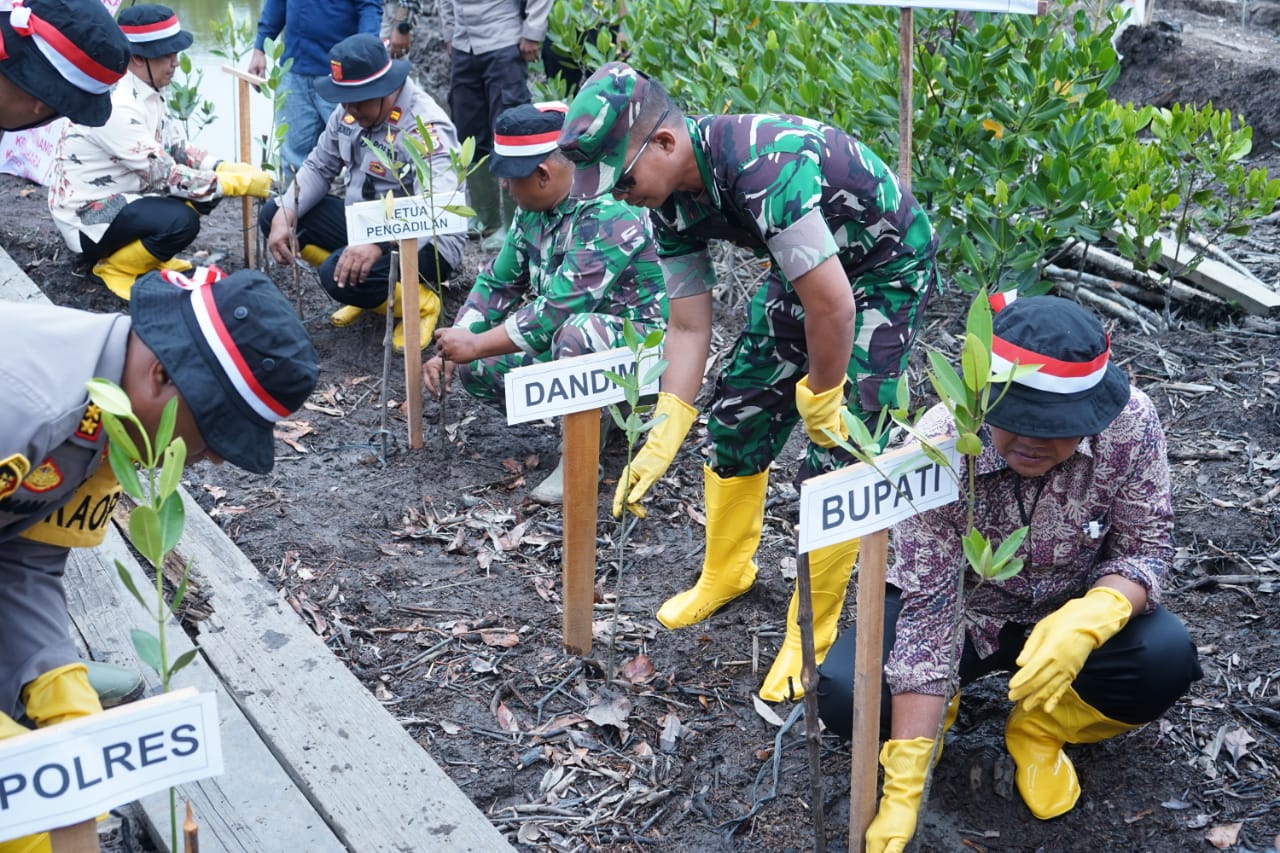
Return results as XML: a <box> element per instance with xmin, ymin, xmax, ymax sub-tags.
<box><xmin>448</xmin><ymin>44</ymin><xmax>530</xmax><ymax>156</ymax></box>
<box><xmin>79</xmin><ymin>195</ymin><xmax>216</xmax><ymax>264</ymax></box>
<box><xmin>816</xmin><ymin>585</ymin><xmax>1203</xmax><ymax>740</ymax></box>
<box><xmin>259</xmin><ymin>196</ymin><xmax>454</xmax><ymax>308</ymax></box>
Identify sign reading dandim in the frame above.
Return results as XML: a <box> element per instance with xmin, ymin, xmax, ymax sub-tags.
<box><xmin>505</xmin><ymin>348</ymin><xmax>662</xmax><ymax>425</ymax></box>
<box><xmin>798</xmin><ymin>439</ymin><xmax>961</xmax><ymax>553</ymax></box>
<box><xmin>0</xmin><ymin>688</ymin><xmax>222</xmax><ymax>842</ymax></box>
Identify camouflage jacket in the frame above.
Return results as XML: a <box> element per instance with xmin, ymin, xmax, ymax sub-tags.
<box><xmin>653</xmin><ymin>114</ymin><xmax>937</xmax><ymax>299</ymax></box>
<box><xmin>453</xmin><ymin>194</ymin><xmax>667</xmax><ymax>354</ymax></box>
<box><xmin>48</xmin><ymin>71</ymin><xmax>219</xmax><ymax>252</ymax></box>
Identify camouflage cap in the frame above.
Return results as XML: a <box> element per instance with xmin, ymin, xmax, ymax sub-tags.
<box><xmin>557</xmin><ymin>61</ymin><xmax>649</xmax><ymax>199</ymax></box>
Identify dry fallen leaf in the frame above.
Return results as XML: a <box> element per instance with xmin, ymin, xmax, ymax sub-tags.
<box><xmin>202</xmin><ymin>484</ymin><xmax>227</xmax><ymax>501</ymax></box>
<box><xmin>658</xmin><ymin>712</ymin><xmax>685</xmax><ymax>752</ymax></box>
<box><xmin>479</xmin><ymin>629</ymin><xmax>520</xmax><ymax>648</ymax></box>
<box><xmin>620</xmin><ymin>654</ymin><xmax>655</xmax><ymax>685</ymax></box>
<box><xmin>494</xmin><ymin>700</ymin><xmax>522</xmax><ymax>733</ymax></box>
<box><xmin>1206</xmin><ymin>822</ymin><xmax>1242</xmax><ymax>849</ymax></box>
<box><xmin>752</xmin><ymin>695</ymin><xmax>786</xmax><ymax>727</ymax></box>
<box><xmin>439</xmin><ymin>720</ymin><xmax>461</xmax><ymax>735</ymax></box>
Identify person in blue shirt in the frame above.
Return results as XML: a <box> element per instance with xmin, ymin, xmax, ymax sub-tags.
<box><xmin>247</xmin><ymin>0</ymin><xmax>383</xmax><ymax>175</ymax></box>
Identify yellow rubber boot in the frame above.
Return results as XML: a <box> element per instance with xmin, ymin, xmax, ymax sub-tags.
<box><xmin>299</xmin><ymin>243</ymin><xmax>331</xmax><ymax>267</ymax></box>
<box><xmin>657</xmin><ymin>467</ymin><xmax>769</xmax><ymax>629</ymax></box>
<box><xmin>22</xmin><ymin>662</ymin><xmax>102</xmax><ymax>726</ymax></box>
<box><xmin>1005</xmin><ymin>685</ymin><xmax>1137</xmax><ymax>819</ymax></box>
<box><xmin>758</xmin><ymin>537</ymin><xmax>860</xmax><ymax>702</ymax></box>
<box><xmin>91</xmin><ymin>239</ymin><xmax>164</xmax><ymax>300</ymax></box>
<box><xmin>392</xmin><ymin>282</ymin><xmax>441</xmax><ymax>353</ymax></box>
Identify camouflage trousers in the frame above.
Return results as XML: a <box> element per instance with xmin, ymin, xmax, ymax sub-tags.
<box><xmin>705</xmin><ymin>262</ymin><xmax>937</xmax><ymax>479</ymax></box>
<box><xmin>457</xmin><ymin>313</ymin><xmax>662</xmax><ymax>411</ymax></box>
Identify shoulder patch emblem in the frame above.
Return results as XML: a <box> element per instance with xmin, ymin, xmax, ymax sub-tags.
<box><xmin>23</xmin><ymin>458</ymin><xmax>63</xmax><ymax>493</ymax></box>
<box><xmin>389</xmin><ymin>106</ymin><xmax>402</xmax><ymax>125</ymax></box>
<box><xmin>0</xmin><ymin>453</ymin><xmax>30</xmax><ymax>501</ymax></box>
<box><xmin>76</xmin><ymin>403</ymin><xmax>103</xmax><ymax>442</ymax></box>
<box><xmin>343</xmin><ymin>113</ymin><xmax>357</xmax><ymax>125</ymax></box>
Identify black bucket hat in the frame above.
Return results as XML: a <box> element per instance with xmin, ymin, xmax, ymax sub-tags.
<box><xmin>490</xmin><ymin>102</ymin><xmax>569</xmax><ymax>178</ymax></box>
<box><xmin>131</xmin><ymin>268</ymin><xmax>319</xmax><ymax>474</ymax></box>
<box><xmin>315</xmin><ymin>33</ymin><xmax>409</xmax><ymax>103</ymax></box>
<box><xmin>0</xmin><ymin>0</ymin><xmax>130</xmax><ymax>128</ymax></box>
<box><xmin>117</xmin><ymin>4</ymin><xmax>193</xmax><ymax>58</ymax></box>
<box><xmin>986</xmin><ymin>295</ymin><xmax>1131</xmax><ymax>439</ymax></box>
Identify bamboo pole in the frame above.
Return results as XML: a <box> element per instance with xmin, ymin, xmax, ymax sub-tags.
<box><xmin>399</xmin><ymin>240</ymin><xmax>423</xmax><ymax>448</ymax></box>
<box><xmin>49</xmin><ymin>820</ymin><xmax>98</xmax><ymax>853</ymax></box>
<box><xmin>561</xmin><ymin>409</ymin><xmax>600</xmax><ymax>655</ymax></box>
<box><xmin>897</xmin><ymin>8</ymin><xmax>914</xmax><ymax>189</ymax></box>
<box><xmin>849</xmin><ymin>529</ymin><xmax>888</xmax><ymax>849</ymax></box>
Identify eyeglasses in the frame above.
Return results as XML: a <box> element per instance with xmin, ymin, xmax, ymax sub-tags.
<box><xmin>612</xmin><ymin>108</ymin><xmax>669</xmax><ymax>195</ymax></box>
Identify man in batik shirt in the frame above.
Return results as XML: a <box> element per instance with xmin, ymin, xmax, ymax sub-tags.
<box><xmin>558</xmin><ymin>61</ymin><xmax>938</xmax><ymax>702</ymax></box>
<box><xmin>426</xmin><ymin>102</ymin><xmax>667</xmax><ymax>504</ymax></box>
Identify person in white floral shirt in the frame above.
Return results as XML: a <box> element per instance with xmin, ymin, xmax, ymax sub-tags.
<box><xmin>47</xmin><ymin>4</ymin><xmax>272</xmax><ymax>300</ymax></box>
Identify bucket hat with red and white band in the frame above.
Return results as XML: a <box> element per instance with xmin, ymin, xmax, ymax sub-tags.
<box><xmin>0</xmin><ymin>0</ymin><xmax>130</xmax><ymax>128</ymax></box>
<box><xmin>315</xmin><ymin>32</ymin><xmax>408</xmax><ymax>104</ymax></box>
<box><xmin>489</xmin><ymin>102</ymin><xmax>568</xmax><ymax>178</ymax></box>
<box><xmin>131</xmin><ymin>268</ymin><xmax>319</xmax><ymax>474</ymax></box>
<box><xmin>986</xmin><ymin>294</ymin><xmax>1130</xmax><ymax>439</ymax></box>
<box><xmin>117</xmin><ymin>4</ymin><xmax>192</xmax><ymax>59</ymax></box>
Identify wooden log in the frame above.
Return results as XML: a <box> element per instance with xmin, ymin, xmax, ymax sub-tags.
<box><xmin>849</xmin><ymin>530</ymin><xmax>888</xmax><ymax>850</ymax></box>
<box><xmin>1051</xmin><ymin>276</ymin><xmax>1155</xmax><ymax>329</ymax></box>
<box><xmin>1045</xmin><ymin>264</ymin><xmax>1166</xmax><ymax>330</ymax></box>
<box><xmin>1064</xmin><ymin>241</ymin><xmax>1226</xmax><ymax>306</ymax></box>
<box><xmin>561</xmin><ymin>409</ymin><xmax>600</xmax><ymax>655</ymax></box>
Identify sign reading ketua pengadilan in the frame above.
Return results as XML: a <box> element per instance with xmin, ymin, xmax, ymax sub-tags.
<box><xmin>504</xmin><ymin>347</ymin><xmax>662</xmax><ymax>425</ymax></box>
<box><xmin>0</xmin><ymin>688</ymin><xmax>222</xmax><ymax>842</ymax></box>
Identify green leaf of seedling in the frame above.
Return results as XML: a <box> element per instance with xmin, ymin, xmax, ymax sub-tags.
<box><xmin>158</xmin><ymin>491</ymin><xmax>186</xmax><ymax>556</ymax></box>
<box><xmin>642</xmin><ymin>359</ymin><xmax>669</xmax><ymax>387</ymax></box>
<box><xmin>131</xmin><ymin>628</ymin><xmax>163</xmax><ymax>673</ymax></box>
<box><xmin>990</xmin><ymin>362</ymin><xmax>1042</xmax><ymax>385</ymax></box>
<box><xmin>129</xmin><ymin>504</ymin><xmax>165</xmax><ymax>568</ymax></box>
<box><xmin>642</xmin><ymin>329</ymin><xmax>666</xmax><ymax>349</ymax></box>
<box><xmin>608</xmin><ymin>406</ymin><xmax>629</xmax><ymax>432</ymax></box>
<box><xmin>86</xmin><ymin>378</ymin><xmax>133</xmax><ymax>419</ymax></box>
<box><xmin>459</xmin><ymin>136</ymin><xmax>476</xmax><ymax>171</ymax></box>
<box><xmin>115</xmin><ymin>559</ymin><xmax>150</xmax><ymax>611</ymax></box>
<box><xmin>956</xmin><ymin>431</ymin><xmax>983</xmax><ymax>456</ymax></box>
<box><xmin>961</xmin><ymin>528</ymin><xmax>988</xmax><ymax>575</ymax></box>
<box><xmin>992</xmin><ymin>526</ymin><xmax>1029</xmax><ymax>565</ymax></box>
<box><xmin>101</xmin><ymin>414</ymin><xmax>142</xmax><ymax>466</ymax></box>
<box><xmin>967</xmin><ymin>289</ymin><xmax>993</xmax><ymax>346</ymax></box>
<box><xmin>168</xmin><ymin>648</ymin><xmax>199</xmax><ymax>680</ymax></box>
<box><xmin>985</xmin><ymin>555</ymin><xmax>1025</xmax><ymax>582</ymax></box>
<box><xmin>107</xmin><ymin>440</ymin><xmax>144</xmax><ymax>502</ymax></box>
<box><xmin>158</xmin><ymin>438</ymin><xmax>186</xmax><ymax>502</ymax></box>
<box><xmin>445</xmin><ymin>204</ymin><xmax>476</xmax><ymax>217</ymax></box>
<box><xmin>961</xmin><ymin>332</ymin><xmax>991</xmax><ymax>394</ymax></box>
<box><xmin>622</xmin><ymin>318</ymin><xmax>641</xmax><ymax>350</ymax></box>
<box><xmin>927</xmin><ymin>351</ymin><xmax>969</xmax><ymax>409</ymax></box>
<box><xmin>844</xmin><ymin>409</ymin><xmax>875</xmax><ymax>454</ymax></box>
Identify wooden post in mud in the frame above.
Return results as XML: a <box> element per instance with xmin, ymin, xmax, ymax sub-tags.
<box><xmin>220</xmin><ymin>66</ymin><xmax>266</xmax><ymax>269</ymax></box>
<box><xmin>50</xmin><ymin>820</ymin><xmax>98</xmax><ymax>853</ymax></box>
<box><xmin>399</xmin><ymin>239</ymin><xmax>424</xmax><ymax>448</ymax></box>
<box><xmin>561</xmin><ymin>409</ymin><xmax>602</xmax><ymax>655</ymax></box>
<box><xmin>796</xmin><ymin>441</ymin><xmax>959</xmax><ymax>851</ymax></box>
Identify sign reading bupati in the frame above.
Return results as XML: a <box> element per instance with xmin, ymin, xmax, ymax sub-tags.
<box><xmin>0</xmin><ymin>688</ymin><xmax>222</xmax><ymax>842</ymax></box>
<box><xmin>798</xmin><ymin>439</ymin><xmax>961</xmax><ymax>553</ymax></box>
<box><xmin>345</xmin><ymin>194</ymin><xmax>469</xmax><ymax>246</ymax></box>
<box><xmin>505</xmin><ymin>348</ymin><xmax>662</xmax><ymax>425</ymax></box>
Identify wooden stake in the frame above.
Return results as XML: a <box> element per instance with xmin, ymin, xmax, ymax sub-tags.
<box><xmin>897</xmin><ymin>7</ymin><xmax>914</xmax><ymax>190</ymax></box>
<box><xmin>795</xmin><ymin>551</ymin><xmax>827</xmax><ymax>853</ymax></box>
<box><xmin>561</xmin><ymin>409</ymin><xmax>600</xmax><ymax>655</ymax></box>
<box><xmin>220</xmin><ymin>66</ymin><xmax>266</xmax><ymax>268</ymax></box>
<box><xmin>183</xmin><ymin>800</ymin><xmax>200</xmax><ymax>853</ymax></box>
<box><xmin>849</xmin><ymin>529</ymin><xmax>888</xmax><ymax>849</ymax></box>
<box><xmin>398</xmin><ymin>239</ymin><xmax>423</xmax><ymax>448</ymax></box>
<box><xmin>49</xmin><ymin>819</ymin><xmax>98</xmax><ymax>853</ymax></box>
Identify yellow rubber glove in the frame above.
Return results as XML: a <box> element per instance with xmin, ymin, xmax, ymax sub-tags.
<box><xmin>612</xmin><ymin>392</ymin><xmax>697</xmax><ymax>519</ymax></box>
<box><xmin>215</xmin><ymin>161</ymin><xmax>272</xmax><ymax>198</ymax></box>
<box><xmin>21</xmin><ymin>662</ymin><xmax>102</xmax><ymax>727</ymax></box>
<box><xmin>866</xmin><ymin>737</ymin><xmax>935</xmax><ymax>853</ymax></box>
<box><xmin>1008</xmin><ymin>586</ymin><xmax>1132</xmax><ymax>713</ymax></box>
<box><xmin>795</xmin><ymin>374</ymin><xmax>848</xmax><ymax>448</ymax></box>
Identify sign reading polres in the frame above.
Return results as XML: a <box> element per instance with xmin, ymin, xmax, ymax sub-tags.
<box><xmin>505</xmin><ymin>347</ymin><xmax>662</xmax><ymax>425</ymax></box>
<box><xmin>345</xmin><ymin>193</ymin><xmax>469</xmax><ymax>246</ymax></box>
<box><xmin>0</xmin><ymin>689</ymin><xmax>222</xmax><ymax>842</ymax></box>
<box><xmin>798</xmin><ymin>439</ymin><xmax>961</xmax><ymax>554</ymax></box>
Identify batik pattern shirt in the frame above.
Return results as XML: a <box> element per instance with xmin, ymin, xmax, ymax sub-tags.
<box><xmin>652</xmin><ymin>114</ymin><xmax>937</xmax><ymax>300</ymax></box>
<box><xmin>453</xmin><ymin>193</ymin><xmax>667</xmax><ymax>354</ymax></box>
<box><xmin>883</xmin><ymin>387</ymin><xmax>1173</xmax><ymax>698</ymax></box>
<box><xmin>48</xmin><ymin>71</ymin><xmax>219</xmax><ymax>252</ymax></box>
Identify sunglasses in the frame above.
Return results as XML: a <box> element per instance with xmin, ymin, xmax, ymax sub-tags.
<box><xmin>612</xmin><ymin>108</ymin><xmax>669</xmax><ymax>195</ymax></box>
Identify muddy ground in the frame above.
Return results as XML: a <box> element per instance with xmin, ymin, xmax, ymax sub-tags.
<box><xmin>3</xmin><ymin>1</ymin><xmax>1280</xmax><ymax>850</ymax></box>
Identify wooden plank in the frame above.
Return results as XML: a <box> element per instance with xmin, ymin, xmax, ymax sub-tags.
<box><xmin>65</xmin><ymin>530</ymin><xmax>347</xmax><ymax>853</ymax></box>
<box><xmin>169</xmin><ymin>489</ymin><xmax>511</xmax><ymax>852</ymax></box>
<box><xmin>0</xmin><ymin>246</ymin><xmax>52</xmax><ymax>305</ymax></box>
<box><xmin>1108</xmin><ymin>227</ymin><xmax>1280</xmax><ymax>314</ymax></box>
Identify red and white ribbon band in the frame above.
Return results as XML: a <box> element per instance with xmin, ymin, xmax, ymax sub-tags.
<box><xmin>990</xmin><ymin>332</ymin><xmax>1111</xmax><ymax>394</ymax></box>
<box><xmin>120</xmin><ymin>14</ymin><xmax>181</xmax><ymax>43</ymax></box>
<box><xmin>3</xmin><ymin>1</ymin><xmax>122</xmax><ymax>93</ymax></box>
<box><xmin>988</xmin><ymin>288</ymin><xmax>1018</xmax><ymax>312</ymax></box>
<box><xmin>330</xmin><ymin>57</ymin><xmax>392</xmax><ymax>86</ymax></box>
<box><xmin>493</xmin><ymin>129</ymin><xmax>560</xmax><ymax>158</ymax></box>
<box><xmin>190</xmin><ymin>282</ymin><xmax>291</xmax><ymax>423</ymax></box>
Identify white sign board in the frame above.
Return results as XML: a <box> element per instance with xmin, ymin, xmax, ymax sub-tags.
<box><xmin>345</xmin><ymin>194</ymin><xmax>469</xmax><ymax>246</ymax></box>
<box><xmin>0</xmin><ymin>688</ymin><xmax>222</xmax><ymax>842</ymax></box>
<box><xmin>778</xmin><ymin>0</ymin><xmax>1039</xmax><ymax>14</ymax></box>
<box><xmin>798</xmin><ymin>438</ymin><xmax>960</xmax><ymax>553</ymax></box>
<box><xmin>505</xmin><ymin>347</ymin><xmax>662</xmax><ymax>425</ymax></box>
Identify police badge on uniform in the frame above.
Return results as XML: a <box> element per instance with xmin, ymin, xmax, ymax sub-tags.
<box><xmin>0</xmin><ymin>453</ymin><xmax>30</xmax><ymax>501</ymax></box>
<box><xmin>23</xmin><ymin>458</ymin><xmax>64</xmax><ymax>493</ymax></box>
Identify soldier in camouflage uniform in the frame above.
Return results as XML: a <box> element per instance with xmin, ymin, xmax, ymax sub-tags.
<box><xmin>426</xmin><ymin>102</ymin><xmax>667</xmax><ymax>504</ymax></box>
<box><xmin>559</xmin><ymin>61</ymin><xmax>938</xmax><ymax>703</ymax></box>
